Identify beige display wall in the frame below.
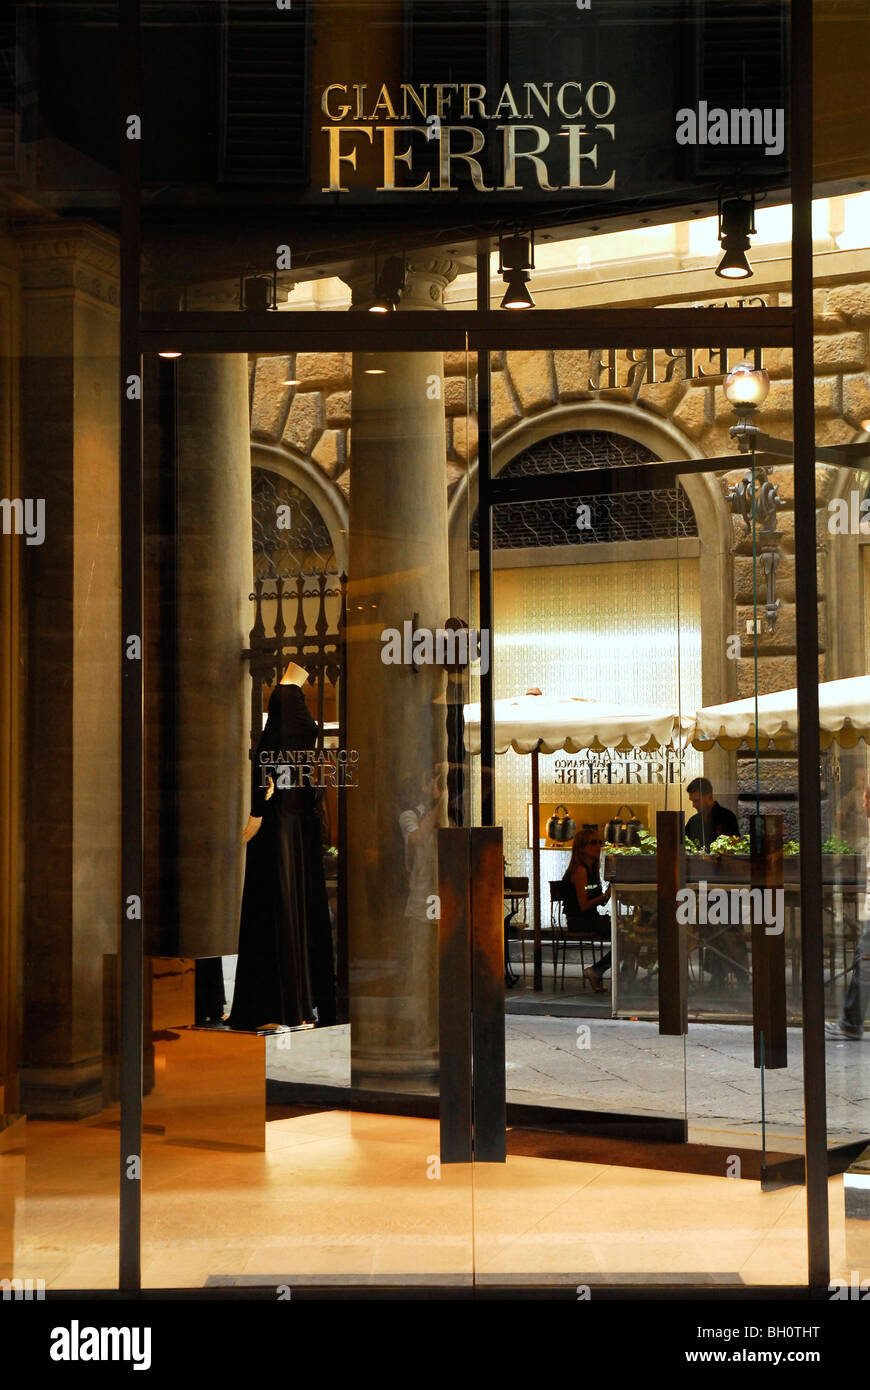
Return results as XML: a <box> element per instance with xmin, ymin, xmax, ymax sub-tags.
<box><xmin>474</xmin><ymin>557</ymin><xmax>703</xmax><ymax>894</ymax></box>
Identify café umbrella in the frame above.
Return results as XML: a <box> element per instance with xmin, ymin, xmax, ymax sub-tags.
<box><xmin>688</xmin><ymin>675</ymin><xmax>870</xmax><ymax>751</ymax></box>
<box><xmin>462</xmin><ymin>691</ymin><xmax>692</xmax><ymax>988</ymax></box>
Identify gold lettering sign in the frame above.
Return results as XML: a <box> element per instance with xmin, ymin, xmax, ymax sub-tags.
<box><xmin>319</xmin><ymin>78</ymin><xmax>619</xmax><ymax>194</ymax></box>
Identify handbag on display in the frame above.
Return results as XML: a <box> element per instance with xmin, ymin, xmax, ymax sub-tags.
<box><xmin>605</xmin><ymin>804</ymin><xmax>642</xmax><ymax>846</ymax></box>
<box><xmin>546</xmin><ymin>804</ymin><xmax>576</xmax><ymax>842</ymax></box>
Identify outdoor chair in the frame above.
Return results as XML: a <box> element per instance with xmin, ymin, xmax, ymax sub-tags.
<box><xmin>507</xmin><ymin>877</ymin><xmax>562</xmax><ymax>984</ymax></box>
<box><xmin>504</xmin><ymin>874</ymin><xmax>529</xmax><ymax>984</ymax></box>
<box><xmin>550</xmin><ymin>880</ymin><xmax>606</xmax><ymax>991</ymax></box>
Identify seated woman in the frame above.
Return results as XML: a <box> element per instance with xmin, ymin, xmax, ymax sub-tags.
<box><xmin>562</xmin><ymin>827</ymin><xmax>612</xmax><ymax>992</ymax></box>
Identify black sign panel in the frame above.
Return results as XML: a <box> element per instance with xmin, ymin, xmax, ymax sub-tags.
<box><xmin>30</xmin><ymin>1</ymin><xmax>790</xmax><ymax>256</ymax></box>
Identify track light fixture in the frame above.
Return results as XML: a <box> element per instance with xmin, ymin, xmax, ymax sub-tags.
<box><xmin>369</xmin><ymin>255</ymin><xmax>406</xmax><ymax>313</ymax></box>
<box><xmin>499</xmin><ymin>231</ymin><xmax>536</xmax><ymax>309</ymax></box>
<box><xmin>715</xmin><ymin>194</ymin><xmax>756</xmax><ymax>280</ymax></box>
<box><xmin>239</xmin><ymin>269</ymin><xmax>279</xmax><ymax>311</ymax></box>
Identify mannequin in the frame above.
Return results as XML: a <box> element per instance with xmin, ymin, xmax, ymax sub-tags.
<box><xmin>227</xmin><ymin>660</ymin><xmax>337</xmax><ymax>1029</ymax></box>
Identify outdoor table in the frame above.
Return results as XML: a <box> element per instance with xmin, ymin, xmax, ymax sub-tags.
<box><xmin>606</xmin><ymin>858</ymin><xmax>862</xmax><ymax>1019</ymax></box>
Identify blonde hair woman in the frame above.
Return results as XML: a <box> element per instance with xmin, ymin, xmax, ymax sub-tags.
<box><xmin>562</xmin><ymin>827</ymin><xmax>612</xmax><ymax>992</ymax></box>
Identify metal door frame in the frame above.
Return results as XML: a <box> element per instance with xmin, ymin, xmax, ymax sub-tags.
<box><xmin>120</xmin><ymin>0</ymin><xmax>825</xmax><ymax>1294</ymax></box>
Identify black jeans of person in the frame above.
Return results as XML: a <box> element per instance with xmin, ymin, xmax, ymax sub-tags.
<box><xmin>565</xmin><ymin>916</ymin><xmax>611</xmax><ymax>975</ymax></box>
<box><xmin>840</xmin><ymin>923</ymin><xmax>870</xmax><ymax>1035</ymax></box>
<box><xmin>702</xmin><ymin>922</ymin><xmax>749</xmax><ymax>987</ymax></box>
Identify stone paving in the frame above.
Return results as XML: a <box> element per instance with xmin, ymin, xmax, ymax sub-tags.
<box><xmin>267</xmin><ymin>1015</ymin><xmax>870</xmax><ymax>1147</ymax></box>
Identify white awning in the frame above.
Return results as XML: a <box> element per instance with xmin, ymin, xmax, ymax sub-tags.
<box><xmin>688</xmin><ymin>675</ymin><xmax>870</xmax><ymax>751</ymax></box>
<box><xmin>463</xmin><ymin>693</ymin><xmax>691</xmax><ymax>755</ymax></box>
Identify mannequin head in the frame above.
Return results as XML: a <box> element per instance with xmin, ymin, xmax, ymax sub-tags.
<box><xmin>280</xmin><ymin>660</ymin><xmax>309</xmax><ymax>687</ymax></box>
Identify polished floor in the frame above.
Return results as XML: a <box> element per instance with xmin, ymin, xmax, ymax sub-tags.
<box><xmin>7</xmin><ymin>1106</ymin><xmax>856</xmax><ymax>1290</ymax></box>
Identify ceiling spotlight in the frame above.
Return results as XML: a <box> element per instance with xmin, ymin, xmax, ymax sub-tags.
<box><xmin>364</xmin><ymin>367</ymin><xmax>386</xmax><ymax>375</ymax></box>
<box><xmin>369</xmin><ymin>255</ymin><xmax>406</xmax><ymax>313</ymax></box>
<box><xmin>716</xmin><ymin>195</ymin><xmax>755</xmax><ymax>280</ymax></box>
<box><xmin>498</xmin><ymin>231</ymin><xmax>536</xmax><ymax>310</ymax></box>
<box><xmin>282</xmin><ymin>378</ymin><xmax>300</xmax><ymax>386</ymax></box>
<box><xmin>500</xmin><ymin>271</ymin><xmax>535</xmax><ymax>310</ymax></box>
<box><xmin>158</xmin><ymin>351</ymin><xmax>182</xmax><ymax>358</ymax></box>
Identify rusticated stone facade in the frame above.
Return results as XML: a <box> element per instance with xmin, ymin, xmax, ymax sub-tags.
<box><xmin>249</xmin><ymin>276</ymin><xmax>870</xmax><ymax>730</ymax></box>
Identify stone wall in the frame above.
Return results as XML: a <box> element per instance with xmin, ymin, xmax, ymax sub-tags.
<box><xmin>251</xmin><ymin>282</ymin><xmax>870</xmax><ymax>661</ymax></box>
<box><xmin>249</xmin><ymin>276</ymin><xmax>870</xmax><ymax>836</ymax></box>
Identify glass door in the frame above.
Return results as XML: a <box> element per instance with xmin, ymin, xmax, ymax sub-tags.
<box><xmin>140</xmin><ymin>343</ymin><xmax>479</xmax><ymax>1290</ymax></box>
<box><xmin>466</xmin><ymin>341</ymin><xmax>811</xmax><ymax>1288</ymax></box>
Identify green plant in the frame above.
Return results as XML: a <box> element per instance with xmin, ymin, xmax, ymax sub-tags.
<box><xmin>822</xmin><ymin>836</ymin><xmax>857</xmax><ymax>856</ymax></box>
<box><xmin>709</xmin><ymin>833</ymin><xmax>750</xmax><ymax>856</ymax></box>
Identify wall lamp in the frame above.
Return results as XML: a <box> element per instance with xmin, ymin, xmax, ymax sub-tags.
<box><xmin>499</xmin><ymin>231</ymin><xmax>535</xmax><ymax>309</ymax></box>
<box><xmin>369</xmin><ymin>256</ymin><xmax>406</xmax><ymax>313</ymax></box>
<box><xmin>716</xmin><ymin>195</ymin><xmax>756</xmax><ymax>280</ymax></box>
<box><xmin>724</xmin><ymin>359</ymin><xmax>770</xmax><ymax>450</ymax></box>
<box><xmin>723</xmin><ymin>362</ymin><xmax>784</xmax><ymax>632</ymax></box>
<box><xmin>709</xmin><ymin>363</ymin><xmax>870</xmax><ymax>630</ymax></box>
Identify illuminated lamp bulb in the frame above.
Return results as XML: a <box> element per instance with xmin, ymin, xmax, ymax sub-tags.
<box><xmin>500</xmin><ymin>271</ymin><xmax>534</xmax><ymax>310</ymax></box>
<box><xmin>723</xmin><ymin>360</ymin><xmax>770</xmax><ymax>410</ymax></box>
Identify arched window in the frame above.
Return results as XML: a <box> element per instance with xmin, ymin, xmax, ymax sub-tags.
<box><xmin>471</xmin><ymin>430</ymin><xmax>698</xmax><ymax>548</ymax></box>
<box><xmin>251</xmin><ymin>467</ymin><xmax>338</xmax><ymax>577</ymax></box>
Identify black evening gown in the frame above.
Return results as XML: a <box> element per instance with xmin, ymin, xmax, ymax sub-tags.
<box><xmin>228</xmin><ymin>683</ymin><xmax>336</xmax><ymax>1029</ymax></box>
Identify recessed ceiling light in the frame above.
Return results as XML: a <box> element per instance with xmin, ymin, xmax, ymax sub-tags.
<box><xmin>282</xmin><ymin>379</ymin><xmax>300</xmax><ymax>386</ymax></box>
<box><xmin>364</xmin><ymin>367</ymin><xmax>386</xmax><ymax>375</ymax></box>
<box><xmin>158</xmin><ymin>351</ymin><xmax>182</xmax><ymax>358</ymax></box>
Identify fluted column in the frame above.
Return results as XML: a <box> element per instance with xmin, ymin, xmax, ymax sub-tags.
<box><xmin>344</xmin><ymin>257</ymin><xmax>461</xmax><ymax>1089</ymax></box>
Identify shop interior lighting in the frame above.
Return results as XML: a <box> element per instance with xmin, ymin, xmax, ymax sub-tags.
<box><xmin>241</xmin><ymin>271</ymin><xmax>278</xmax><ymax>311</ymax></box>
<box><xmin>716</xmin><ymin>195</ymin><xmax>756</xmax><ymax>279</ymax></box>
<box><xmin>369</xmin><ymin>256</ymin><xmax>406</xmax><ymax>313</ymax></box>
<box><xmin>158</xmin><ymin>351</ymin><xmax>182</xmax><ymax>358</ymax></box>
<box><xmin>499</xmin><ymin>231</ymin><xmax>536</xmax><ymax>309</ymax></box>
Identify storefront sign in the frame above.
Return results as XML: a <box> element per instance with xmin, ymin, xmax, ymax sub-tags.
<box><xmin>320</xmin><ymin>80</ymin><xmax>617</xmax><ymax>193</ymax></box>
<box><xmin>587</xmin><ymin>344</ymin><xmax>765</xmax><ymax>394</ymax></box>
<box><xmin>554</xmin><ymin>751</ymin><xmax>681</xmax><ymax>785</ymax></box>
<box><xmin>259</xmin><ymin>749</ymin><xmax>360</xmax><ymax>789</ymax></box>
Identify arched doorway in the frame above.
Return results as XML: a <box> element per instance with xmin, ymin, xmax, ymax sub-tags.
<box><xmin>467</xmin><ymin>427</ymin><xmax>706</xmax><ymax>961</ymax></box>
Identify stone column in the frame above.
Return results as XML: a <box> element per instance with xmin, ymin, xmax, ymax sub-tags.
<box><xmin>17</xmin><ymin>223</ymin><xmax>121</xmax><ymax>1117</ymax></box>
<box><xmin>344</xmin><ymin>258</ymin><xmax>460</xmax><ymax>1089</ymax></box>
<box><xmin>174</xmin><ymin>355</ymin><xmax>253</xmax><ymax>958</ymax></box>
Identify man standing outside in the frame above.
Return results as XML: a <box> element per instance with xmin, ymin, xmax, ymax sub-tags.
<box><xmin>685</xmin><ymin>777</ymin><xmax>743</xmax><ymax>990</ymax></box>
<box><xmin>685</xmin><ymin>776</ymin><xmax>740</xmax><ymax>850</ymax></box>
<box><xmin>826</xmin><ymin>778</ymin><xmax>870</xmax><ymax>1041</ymax></box>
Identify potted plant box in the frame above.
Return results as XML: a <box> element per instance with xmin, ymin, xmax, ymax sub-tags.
<box><xmin>608</xmin><ymin>854</ymin><xmax>861</xmax><ymax>887</ymax></box>
<box><xmin>604</xmin><ymin>854</ymin><xmax>655</xmax><ymax>882</ymax></box>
